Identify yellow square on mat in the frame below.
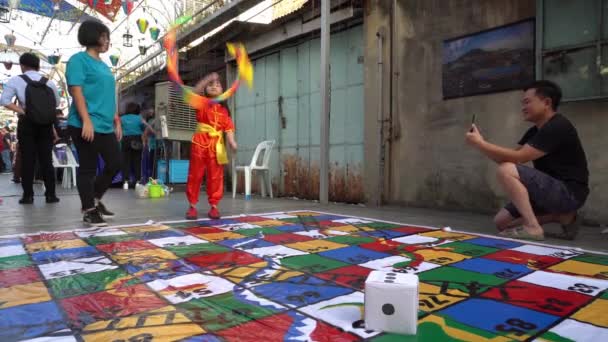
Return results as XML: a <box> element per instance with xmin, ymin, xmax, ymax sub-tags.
<box><xmin>84</xmin><ymin>306</ymin><xmax>194</xmax><ymax>331</ymax></box>
<box><xmin>82</xmin><ymin>324</ymin><xmax>205</xmax><ymax>341</ymax></box>
<box><xmin>25</xmin><ymin>239</ymin><xmax>88</xmax><ymax>253</ymax></box>
<box><xmin>111</xmin><ymin>249</ymin><xmax>178</xmax><ymax>265</ymax></box>
<box><xmin>249</xmin><ymin>220</ymin><xmax>291</xmax><ymax>227</ymax></box>
<box><xmin>0</xmin><ymin>282</ymin><xmax>51</xmax><ymax>309</ymax></box>
<box><xmin>418</xmin><ymin>315</ymin><xmax>512</xmax><ymax>342</ymax></box>
<box><xmin>420</xmin><ymin>230</ymin><xmax>476</xmax><ymax>241</ymax></box>
<box><xmin>330</xmin><ymin>225</ymin><xmax>374</xmax><ymax>233</ymax></box>
<box><xmin>196</xmin><ymin>232</ymin><xmax>245</xmax><ymax>242</ymax></box>
<box><xmin>286</xmin><ymin>240</ymin><xmax>348</xmax><ymax>253</ymax></box>
<box><xmin>548</xmin><ymin>260</ymin><xmax>608</xmax><ymax>279</ymax></box>
<box><xmin>572</xmin><ymin>299</ymin><xmax>608</xmax><ymax>327</ymax></box>
<box><xmin>121</xmin><ymin>225</ymin><xmax>171</xmax><ymax>233</ymax></box>
<box><xmin>419</xmin><ymin>282</ymin><xmax>470</xmax><ymax>312</ymax></box>
<box><xmin>415</xmin><ymin>249</ymin><xmax>471</xmax><ymax>265</ymax></box>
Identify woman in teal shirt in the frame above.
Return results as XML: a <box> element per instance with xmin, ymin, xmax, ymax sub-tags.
<box><xmin>67</xmin><ymin>19</ymin><xmax>122</xmax><ymax>227</ymax></box>
<box><xmin>120</xmin><ymin>102</ymin><xmax>149</xmax><ymax>187</ymax></box>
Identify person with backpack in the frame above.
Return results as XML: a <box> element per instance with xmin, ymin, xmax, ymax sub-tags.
<box><xmin>66</xmin><ymin>19</ymin><xmax>122</xmax><ymax>227</ymax></box>
<box><xmin>0</xmin><ymin>53</ymin><xmax>60</xmax><ymax>204</ymax></box>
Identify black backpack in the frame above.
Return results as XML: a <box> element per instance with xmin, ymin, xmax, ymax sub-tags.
<box><xmin>19</xmin><ymin>74</ymin><xmax>57</xmax><ymax>125</ymax></box>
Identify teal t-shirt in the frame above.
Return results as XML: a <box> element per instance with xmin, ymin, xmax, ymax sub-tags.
<box><xmin>121</xmin><ymin>114</ymin><xmax>144</xmax><ymax>136</ymax></box>
<box><xmin>66</xmin><ymin>51</ymin><xmax>116</xmax><ymax>133</ymax></box>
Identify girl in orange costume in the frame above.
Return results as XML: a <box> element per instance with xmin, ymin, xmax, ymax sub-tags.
<box><xmin>185</xmin><ymin>72</ymin><xmax>237</xmax><ymax>220</ymax></box>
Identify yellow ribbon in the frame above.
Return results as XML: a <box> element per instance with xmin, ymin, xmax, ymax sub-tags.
<box><xmin>196</xmin><ymin>123</ymin><xmax>228</xmax><ymax>165</ymax></box>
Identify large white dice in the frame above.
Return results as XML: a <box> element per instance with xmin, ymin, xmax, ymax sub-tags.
<box><xmin>364</xmin><ymin>270</ymin><xmax>419</xmax><ymax>335</ymax></box>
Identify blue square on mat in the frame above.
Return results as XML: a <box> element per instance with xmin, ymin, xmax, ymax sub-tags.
<box><xmin>126</xmin><ymin>259</ymin><xmax>201</xmax><ymax>282</ymax></box>
<box><xmin>134</xmin><ymin>229</ymin><xmax>185</xmax><ymax>240</ymax></box>
<box><xmin>0</xmin><ymin>238</ymin><xmax>22</xmax><ymax>247</ymax></box>
<box><xmin>359</xmin><ymin>229</ymin><xmax>407</xmax><ymax>239</ymax></box>
<box><xmin>438</xmin><ymin>298</ymin><xmax>559</xmax><ymax>337</ymax></box>
<box><xmin>251</xmin><ymin>275</ymin><xmax>353</xmax><ymax>308</ymax></box>
<box><xmin>0</xmin><ymin>301</ymin><xmax>67</xmax><ymax>340</ymax></box>
<box><xmin>217</xmin><ymin>237</ymin><xmax>275</xmax><ymax>250</ymax></box>
<box><xmin>466</xmin><ymin>237</ymin><xmax>522</xmax><ymax>250</ymax></box>
<box><xmin>197</xmin><ymin>219</ymin><xmax>239</xmax><ymax>227</ymax></box>
<box><xmin>181</xmin><ymin>335</ymin><xmax>224</xmax><ymax>342</ymax></box>
<box><xmin>451</xmin><ymin>258</ymin><xmax>533</xmax><ymax>279</ymax></box>
<box><xmin>309</xmin><ymin>214</ymin><xmax>349</xmax><ymax>221</ymax></box>
<box><xmin>31</xmin><ymin>246</ymin><xmax>100</xmax><ymax>264</ymax></box>
<box><xmin>319</xmin><ymin>246</ymin><xmax>392</xmax><ymax>264</ymax></box>
<box><xmin>275</xmin><ymin>225</ymin><xmax>307</xmax><ymax>233</ymax></box>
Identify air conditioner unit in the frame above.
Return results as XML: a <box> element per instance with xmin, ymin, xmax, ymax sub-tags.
<box><xmin>155</xmin><ymin>81</ymin><xmax>197</xmax><ymax>142</ymax></box>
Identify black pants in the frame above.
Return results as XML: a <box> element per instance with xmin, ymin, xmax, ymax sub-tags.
<box><xmin>121</xmin><ymin>136</ymin><xmax>142</xmax><ymax>184</ymax></box>
<box><xmin>17</xmin><ymin>117</ymin><xmax>55</xmax><ymax>198</ymax></box>
<box><xmin>69</xmin><ymin>126</ymin><xmax>121</xmax><ymax>211</ymax></box>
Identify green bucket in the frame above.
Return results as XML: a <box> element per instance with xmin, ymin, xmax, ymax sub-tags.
<box><xmin>149</xmin><ymin>184</ymin><xmax>164</xmax><ymax>198</ymax></box>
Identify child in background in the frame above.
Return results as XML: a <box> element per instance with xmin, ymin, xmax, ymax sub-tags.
<box><xmin>185</xmin><ymin>72</ymin><xmax>237</xmax><ymax>220</ymax></box>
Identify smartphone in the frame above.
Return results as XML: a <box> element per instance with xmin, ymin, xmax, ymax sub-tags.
<box><xmin>469</xmin><ymin>114</ymin><xmax>476</xmax><ymax>132</ymax></box>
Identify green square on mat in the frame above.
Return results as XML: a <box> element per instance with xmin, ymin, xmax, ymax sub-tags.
<box><xmin>280</xmin><ymin>254</ymin><xmax>349</xmax><ymax>273</ymax></box>
<box><xmin>86</xmin><ymin>234</ymin><xmax>137</xmax><ymax>246</ymax></box>
<box><xmin>354</xmin><ymin>222</ymin><xmax>403</xmax><ymax>230</ymax></box>
<box><xmin>48</xmin><ymin>268</ymin><xmax>140</xmax><ymax>299</ymax></box>
<box><xmin>572</xmin><ymin>254</ymin><xmax>608</xmax><ymax>266</ymax></box>
<box><xmin>166</xmin><ymin>243</ymin><xmax>230</xmax><ymax>258</ymax></box>
<box><xmin>439</xmin><ymin>241</ymin><xmax>499</xmax><ymax>258</ymax></box>
<box><xmin>0</xmin><ymin>254</ymin><xmax>32</xmax><ymax>271</ymax></box>
<box><xmin>236</xmin><ymin>227</ymin><xmax>284</xmax><ymax>237</ymax></box>
<box><xmin>178</xmin><ymin>292</ymin><xmax>280</xmax><ymax>332</ymax></box>
<box><xmin>418</xmin><ymin>266</ymin><xmax>508</xmax><ymax>294</ymax></box>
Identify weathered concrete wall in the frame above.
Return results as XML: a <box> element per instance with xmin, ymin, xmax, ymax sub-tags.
<box><xmin>364</xmin><ymin>0</ymin><xmax>608</xmax><ymax>224</ymax></box>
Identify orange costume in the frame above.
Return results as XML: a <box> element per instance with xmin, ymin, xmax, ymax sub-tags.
<box><xmin>186</xmin><ymin>102</ymin><xmax>234</xmax><ymax>207</ymax></box>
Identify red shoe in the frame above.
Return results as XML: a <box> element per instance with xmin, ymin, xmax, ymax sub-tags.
<box><xmin>186</xmin><ymin>207</ymin><xmax>198</xmax><ymax>220</ymax></box>
<box><xmin>208</xmin><ymin>206</ymin><xmax>221</xmax><ymax>219</ymax></box>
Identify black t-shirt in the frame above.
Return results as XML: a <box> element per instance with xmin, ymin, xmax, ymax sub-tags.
<box><xmin>519</xmin><ymin>114</ymin><xmax>589</xmax><ymax>202</ymax></box>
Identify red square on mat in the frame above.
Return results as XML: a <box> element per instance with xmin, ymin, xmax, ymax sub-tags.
<box><xmin>186</xmin><ymin>250</ymin><xmax>264</xmax><ymax>270</ymax></box>
<box><xmin>216</xmin><ymin>312</ymin><xmax>358</xmax><ymax>342</ymax></box>
<box><xmin>317</xmin><ymin>220</ymin><xmax>349</xmax><ymax>228</ymax></box>
<box><xmin>185</xmin><ymin>227</ymin><xmax>226</xmax><ymax>235</ymax></box>
<box><xmin>234</xmin><ymin>216</ymin><xmax>269</xmax><ymax>223</ymax></box>
<box><xmin>263</xmin><ymin>233</ymin><xmax>314</xmax><ymax>245</ymax></box>
<box><xmin>96</xmin><ymin>240</ymin><xmax>157</xmax><ymax>254</ymax></box>
<box><xmin>0</xmin><ymin>266</ymin><xmax>40</xmax><ymax>287</ymax></box>
<box><xmin>484</xmin><ymin>250</ymin><xmax>562</xmax><ymax>269</ymax></box>
<box><xmin>392</xmin><ymin>226</ymin><xmax>433</xmax><ymax>234</ymax></box>
<box><xmin>60</xmin><ymin>284</ymin><xmax>167</xmax><ymax>328</ymax></box>
<box><xmin>315</xmin><ymin>265</ymin><xmax>372</xmax><ymax>290</ymax></box>
<box><xmin>481</xmin><ymin>279</ymin><xmax>594</xmax><ymax>316</ymax></box>
<box><xmin>359</xmin><ymin>239</ymin><xmax>404</xmax><ymax>253</ymax></box>
<box><xmin>23</xmin><ymin>232</ymin><xmax>78</xmax><ymax>244</ymax></box>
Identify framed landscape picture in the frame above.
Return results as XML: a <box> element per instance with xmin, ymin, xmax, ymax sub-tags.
<box><xmin>442</xmin><ymin>19</ymin><xmax>535</xmax><ymax>99</ymax></box>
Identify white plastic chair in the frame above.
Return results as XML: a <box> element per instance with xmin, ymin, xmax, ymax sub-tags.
<box><xmin>52</xmin><ymin>144</ymin><xmax>79</xmax><ymax>189</ymax></box>
<box><xmin>232</xmin><ymin>140</ymin><xmax>275</xmax><ymax>200</ymax></box>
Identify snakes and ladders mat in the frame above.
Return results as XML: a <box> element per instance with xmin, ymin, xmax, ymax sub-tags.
<box><xmin>0</xmin><ymin>211</ymin><xmax>607</xmax><ymax>341</ymax></box>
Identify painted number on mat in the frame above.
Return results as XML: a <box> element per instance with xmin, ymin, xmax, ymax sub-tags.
<box><xmin>495</xmin><ymin>318</ymin><xmax>537</xmax><ymax>336</ymax></box>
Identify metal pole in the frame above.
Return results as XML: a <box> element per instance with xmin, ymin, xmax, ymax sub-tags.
<box><xmin>319</xmin><ymin>0</ymin><xmax>330</xmax><ymax>204</ymax></box>
<box><xmin>40</xmin><ymin>14</ymin><xmax>56</xmax><ymax>45</ymax></box>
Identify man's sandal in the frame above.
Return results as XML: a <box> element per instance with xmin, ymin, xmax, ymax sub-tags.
<box><xmin>499</xmin><ymin>228</ymin><xmax>545</xmax><ymax>241</ymax></box>
<box><xmin>546</xmin><ymin>215</ymin><xmax>581</xmax><ymax>241</ymax></box>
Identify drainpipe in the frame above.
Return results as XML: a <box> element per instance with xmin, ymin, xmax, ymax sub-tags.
<box><xmin>376</xmin><ymin>29</ymin><xmax>384</xmax><ymax>206</ymax></box>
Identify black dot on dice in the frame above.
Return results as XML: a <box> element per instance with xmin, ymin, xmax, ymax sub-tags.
<box><xmin>384</xmin><ymin>280</ymin><xmax>394</xmax><ymax>283</ymax></box>
<box><xmin>387</xmin><ymin>273</ymin><xmax>396</xmax><ymax>276</ymax></box>
<box><xmin>382</xmin><ymin>304</ymin><xmax>395</xmax><ymax>315</ymax></box>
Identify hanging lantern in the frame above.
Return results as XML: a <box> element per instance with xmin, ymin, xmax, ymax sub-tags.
<box><xmin>88</xmin><ymin>0</ymin><xmax>98</xmax><ymax>8</ymax></box>
<box><xmin>149</xmin><ymin>27</ymin><xmax>160</xmax><ymax>41</ymax></box>
<box><xmin>51</xmin><ymin>0</ymin><xmax>60</xmax><ymax>11</ymax></box>
<box><xmin>8</xmin><ymin>0</ymin><xmax>21</xmax><ymax>10</ymax></box>
<box><xmin>122</xmin><ymin>30</ymin><xmax>133</xmax><ymax>47</ymax></box>
<box><xmin>47</xmin><ymin>55</ymin><xmax>60</xmax><ymax>65</ymax></box>
<box><xmin>2</xmin><ymin>62</ymin><xmax>12</xmax><ymax>70</ymax></box>
<box><xmin>4</xmin><ymin>32</ymin><xmax>16</xmax><ymax>47</ymax></box>
<box><xmin>122</xmin><ymin>0</ymin><xmax>133</xmax><ymax>16</ymax></box>
<box><xmin>109</xmin><ymin>54</ymin><xmax>120</xmax><ymax>67</ymax></box>
<box><xmin>0</xmin><ymin>6</ymin><xmax>10</xmax><ymax>24</ymax></box>
<box><xmin>136</xmin><ymin>18</ymin><xmax>149</xmax><ymax>34</ymax></box>
<box><xmin>139</xmin><ymin>46</ymin><xmax>147</xmax><ymax>56</ymax></box>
